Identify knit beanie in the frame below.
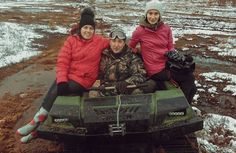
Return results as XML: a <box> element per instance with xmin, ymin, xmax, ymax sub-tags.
<box><xmin>144</xmin><ymin>0</ymin><xmax>164</xmax><ymax>16</ymax></box>
<box><xmin>79</xmin><ymin>7</ymin><xmax>95</xmax><ymax>30</ymax></box>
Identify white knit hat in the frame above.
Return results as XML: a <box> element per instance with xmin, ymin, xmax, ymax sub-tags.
<box><xmin>144</xmin><ymin>0</ymin><xmax>164</xmax><ymax>16</ymax></box>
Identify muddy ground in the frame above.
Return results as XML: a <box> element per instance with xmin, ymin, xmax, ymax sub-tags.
<box><xmin>0</xmin><ymin>1</ymin><xmax>235</xmax><ymax>153</ymax></box>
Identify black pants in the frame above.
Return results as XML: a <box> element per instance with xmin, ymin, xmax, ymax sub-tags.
<box><xmin>151</xmin><ymin>69</ymin><xmax>197</xmax><ymax>104</ymax></box>
<box><xmin>41</xmin><ymin>80</ymin><xmax>86</xmax><ymax>111</ymax></box>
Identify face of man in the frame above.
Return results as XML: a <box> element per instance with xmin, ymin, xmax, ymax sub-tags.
<box><xmin>110</xmin><ymin>38</ymin><xmax>125</xmax><ymax>54</ymax></box>
<box><xmin>80</xmin><ymin>25</ymin><xmax>95</xmax><ymax>40</ymax></box>
<box><xmin>146</xmin><ymin>9</ymin><xmax>160</xmax><ymax>25</ymax></box>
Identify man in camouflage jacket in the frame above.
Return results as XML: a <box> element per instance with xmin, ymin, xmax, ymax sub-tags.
<box><xmin>99</xmin><ymin>28</ymin><xmax>155</xmax><ymax>96</ymax></box>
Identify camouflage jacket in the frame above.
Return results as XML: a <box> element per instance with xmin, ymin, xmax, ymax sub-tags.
<box><xmin>99</xmin><ymin>45</ymin><xmax>147</xmax><ymax>95</ymax></box>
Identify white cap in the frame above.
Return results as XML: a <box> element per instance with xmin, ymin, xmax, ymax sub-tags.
<box><xmin>144</xmin><ymin>0</ymin><xmax>164</xmax><ymax>15</ymax></box>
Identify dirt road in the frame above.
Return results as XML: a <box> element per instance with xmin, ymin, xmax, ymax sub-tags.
<box><xmin>0</xmin><ymin>1</ymin><xmax>235</xmax><ymax>152</ymax></box>
<box><xmin>0</xmin><ymin>33</ymin><xmax>66</xmax><ymax>152</ymax></box>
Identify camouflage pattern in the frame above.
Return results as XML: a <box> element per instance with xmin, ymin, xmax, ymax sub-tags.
<box><xmin>99</xmin><ymin>45</ymin><xmax>147</xmax><ymax>96</ymax></box>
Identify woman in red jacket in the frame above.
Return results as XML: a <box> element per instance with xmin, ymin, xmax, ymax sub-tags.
<box><xmin>129</xmin><ymin>1</ymin><xmax>196</xmax><ymax>104</ymax></box>
<box><xmin>16</xmin><ymin>7</ymin><xmax>109</xmax><ymax>143</ymax></box>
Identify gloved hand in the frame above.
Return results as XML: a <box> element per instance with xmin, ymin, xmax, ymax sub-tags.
<box><xmin>99</xmin><ymin>84</ymin><xmax>106</xmax><ymax>90</ymax></box>
<box><xmin>184</xmin><ymin>54</ymin><xmax>193</xmax><ymax>63</ymax></box>
<box><xmin>57</xmin><ymin>82</ymin><xmax>69</xmax><ymax>95</ymax></box>
<box><xmin>165</xmin><ymin>51</ymin><xmax>182</xmax><ymax>62</ymax></box>
<box><xmin>183</xmin><ymin>54</ymin><xmax>195</xmax><ymax>73</ymax></box>
<box><xmin>115</xmin><ymin>81</ymin><xmax>129</xmax><ymax>94</ymax></box>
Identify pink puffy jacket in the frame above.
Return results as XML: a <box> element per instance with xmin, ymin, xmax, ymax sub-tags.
<box><xmin>129</xmin><ymin>23</ymin><xmax>174</xmax><ymax>77</ymax></box>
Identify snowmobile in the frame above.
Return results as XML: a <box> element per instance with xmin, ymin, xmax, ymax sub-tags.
<box><xmin>37</xmin><ymin>81</ymin><xmax>203</xmax><ymax>153</ymax></box>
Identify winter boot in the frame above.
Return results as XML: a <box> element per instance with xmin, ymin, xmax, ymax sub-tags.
<box><xmin>16</xmin><ymin>107</ymin><xmax>48</xmax><ymax>136</ymax></box>
<box><xmin>20</xmin><ymin>130</ymin><xmax>37</xmax><ymax>144</ymax></box>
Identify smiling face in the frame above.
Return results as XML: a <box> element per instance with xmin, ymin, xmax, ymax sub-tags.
<box><xmin>80</xmin><ymin>25</ymin><xmax>95</xmax><ymax>40</ymax></box>
<box><xmin>146</xmin><ymin>9</ymin><xmax>160</xmax><ymax>25</ymax></box>
<box><xmin>110</xmin><ymin>38</ymin><xmax>125</xmax><ymax>54</ymax></box>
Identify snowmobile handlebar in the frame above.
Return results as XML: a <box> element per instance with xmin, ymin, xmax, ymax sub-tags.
<box><xmin>89</xmin><ymin>83</ymin><xmax>148</xmax><ymax>91</ymax></box>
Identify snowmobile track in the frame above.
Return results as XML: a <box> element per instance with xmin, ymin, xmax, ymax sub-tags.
<box><xmin>62</xmin><ymin>134</ymin><xmax>199</xmax><ymax>153</ymax></box>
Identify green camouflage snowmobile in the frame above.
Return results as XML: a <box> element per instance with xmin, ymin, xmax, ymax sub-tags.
<box><xmin>37</xmin><ymin>81</ymin><xmax>203</xmax><ymax>146</ymax></box>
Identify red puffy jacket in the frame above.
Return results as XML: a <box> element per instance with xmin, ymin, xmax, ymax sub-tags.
<box><xmin>56</xmin><ymin>34</ymin><xmax>109</xmax><ymax>89</ymax></box>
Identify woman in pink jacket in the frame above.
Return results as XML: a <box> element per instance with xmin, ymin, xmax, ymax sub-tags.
<box><xmin>129</xmin><ymin>1</ymin><xmax>196</xmax><ymax>104</ymax></box>
<box><xmin>16</xmin><ymin>7</ymin><xmax>109</xmax><ymax>143</ymax></box>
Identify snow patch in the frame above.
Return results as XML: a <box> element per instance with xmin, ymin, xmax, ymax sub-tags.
<box><xmin>197</xmin><ymin>113</ymin><xmax>236</xmax><ymax>153</ymax></box>
<box><xmin>0</xmin><ymin>22</ymin><xmax>68</xmax><ymax>68</ymax></box>
<box><xmin>200</xmin><ymin>72</ymin><xmax>236</xmax><ymax>96</ymax></box>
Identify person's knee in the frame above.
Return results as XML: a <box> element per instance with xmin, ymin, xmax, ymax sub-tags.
<box><xmin>143</xmin><ymin>79</ymin><xmax>157</xmax><ymax>93</ymax></box>
<box><xmin>151</xmin><ymin>69</ymin><xmax>170</xmax><ymax>81</ymax></box>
